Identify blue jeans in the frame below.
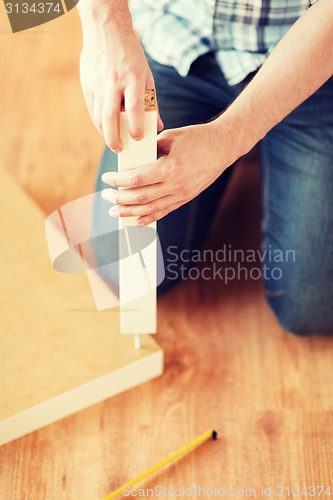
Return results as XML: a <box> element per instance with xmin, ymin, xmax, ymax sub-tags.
<box><xmin>93</xmin><ymin>52</ymin><xmax>333</xmax><ymax>336</ymax></box>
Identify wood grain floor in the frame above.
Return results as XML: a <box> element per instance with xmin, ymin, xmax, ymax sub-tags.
<box><xmin>0</xmin><ymin>7</ymin><xmax>332</xmax><ymax>500</ymax></box>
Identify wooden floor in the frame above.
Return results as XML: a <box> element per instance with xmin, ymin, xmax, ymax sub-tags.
<box><xmin>1</xmin><ymin>8</ymin><xmax>332</xmax><ymax>500</ymax></box>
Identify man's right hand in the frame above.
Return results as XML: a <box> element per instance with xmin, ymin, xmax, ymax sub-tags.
<box><xmin>77</xmin><ymin>0</ymin><xmax>164</xmax><ymax>153</ymax></box>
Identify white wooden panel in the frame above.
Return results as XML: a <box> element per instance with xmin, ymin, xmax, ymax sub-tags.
<box><xmin>118</xmin><ymin>111</ymin><xmax>157</xmax><ymax>334</ymax></box>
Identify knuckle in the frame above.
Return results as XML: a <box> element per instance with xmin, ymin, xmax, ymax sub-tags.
<box><xmin>127</xmin><ymin>66</ymin><xmax>141</xmax><ymax>80</ymax></box>
<box><xmin>178</xmin><ymin>180</ymin><xmax>189</xmax><ymax>196</ymax></box>
<box><xmin>131</xmin><ymin>175</ymin><xmax>143</xmax><ymax>188</ymax></box>
<box><xmin>176</xmin><ymin>178</ymin><xmax>184</xmax><ymax>190</ymax></box>
<box><xmin>173</xmin><ymin>159</ymin><xmax>183</xmax><ymax>171</ymax></box>
<box><xmin>136</xmin><ymin>193</ymin><xmax>147</xmax><ymax>204</ymax></box>
<box><xmin>169</xmin><ymin>161</ymin><xmax>181</xmax><ymax>177</ymax></box>
<box><xmin>148</xmin><ymin>203</ymin><xmax>157</xmax><ymax>215</ymax></box>
<box><xmin>109</xmin><ymin>72</ymin><xmax>121</xmax><ymax>85</ymax></box>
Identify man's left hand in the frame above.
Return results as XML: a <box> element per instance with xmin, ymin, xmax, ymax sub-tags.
<box><xmin>101</xmin><ymin>122</ymin><xmax>235</xmax><ymax>226</ymax></box>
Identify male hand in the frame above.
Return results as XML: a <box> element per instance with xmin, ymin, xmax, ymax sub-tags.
<box><xmin>78</xmin><ymin>0</ymin><xmax>163</xmax><ymax>152</ymax></box>
<box><xmin>101</xmin><ymin>122</ymin><xmax>237</xmax><ymax>225</ymax></box>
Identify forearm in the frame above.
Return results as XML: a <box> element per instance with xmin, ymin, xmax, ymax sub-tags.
<box><xmin>77</xmin><ymin>0</ymin><xmax>162</xmax><ymax>150</ymax></box>
<box><xmin>77</xmin><ymin>0</ymin><xmax>133</xmax><ymax>35</ymax></box>
<box><xmin>217</xmin><ymin>0</ymin><xmax>333</xmax><ymax>157</ymax></box>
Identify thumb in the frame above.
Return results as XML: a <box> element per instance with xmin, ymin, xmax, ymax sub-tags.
<box><xmin>157</xmin><ymin>110</ymin><xmax>164</xmax><ymax>131</ymax></box>
<box><xmin>157</xmin><ymin>130</ymin><xmax>173</xmax><ymax>156</ymax></box>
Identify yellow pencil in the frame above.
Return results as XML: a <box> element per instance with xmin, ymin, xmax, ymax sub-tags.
<box><xmin>102</xmin><ymin>429</ymin><xmax>217</xmax><ymax>500</ymax></box>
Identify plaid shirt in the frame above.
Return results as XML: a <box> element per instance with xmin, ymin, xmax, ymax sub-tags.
<box><xmin>131</xmin><ymin>0</ymin><xmax>318</xmax><ymax>85</ymax></box>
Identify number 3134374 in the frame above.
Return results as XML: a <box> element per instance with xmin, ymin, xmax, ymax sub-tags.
<box><xmin>276</xmin><ymin>485</ymin><xmax>332</xmax><ymax>496</ymax></box>
<box><xmin>5</xmin><ymin>3</ymin><xmax>62</xmax><ymax>14</ymax></box>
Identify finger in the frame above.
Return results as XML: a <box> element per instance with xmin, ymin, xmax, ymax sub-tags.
<box><xmin>157</xmin><ymin>110</ymin><xmax>164</xmax><ymax>132</ymax></box>
<box><xmin>101</xmin><ymin>157</ymin><xmax>165</xmax><ymax>188</ymax></box>
<box><xmin>101</xmin><ymin>183</ymin><xmax>169</xmax><ymax>206</ymax></box>
<box><xmin>124</xmin><ymin>82</ymin><xmax>145</xmax><ymax>140</ymax></box>
<box><xmin>136</xmin><ymin>203</ymin><xmax>180</xmax><ymax>226</ymax></box>
<box><xmin>156</xmin><ymin>130</ymin><xmax>174</xmax><ymax>156</ymax></box>
<box><xmin>102</xmin><ymin>92</ymin><xmax>123</xmax><ymax>153</ymax></box>
<box><xmin>108</xmin><ymin>195</ymin><xmax>173</xmax><ymax>218</ymax></box>
<box><xmin>92</xmin><ymin>93</ymin><xmax>104</xmax><ymax>136</ymax></box>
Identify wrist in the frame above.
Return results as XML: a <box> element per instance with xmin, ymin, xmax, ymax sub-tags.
<box><xmin>205</xmin><ymin>114</ymin><xmax>252</xmax><ymax>173</ymax></box>
<box><xmin>212</xmin><ymin>104</ymin><xmax>262</xmax><ymax>164</ymax></box>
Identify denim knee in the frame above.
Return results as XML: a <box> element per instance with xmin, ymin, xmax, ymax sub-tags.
<box><xmin>265</xmin><ymin>288</ymin><xmax>333</xmax><ymax>337</ymax></box>
<box><xmin>266</xmin><ymin>293</ymin><xmax>312</xmax><ymax>336</ymax></box>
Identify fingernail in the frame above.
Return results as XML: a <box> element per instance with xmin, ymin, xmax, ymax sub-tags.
<box><xmin>109</xmin><ymin>206</ymin><xmax>120</xmax><ymax>217</ymax></box>
<box><xmin>101</xmin><ymin>189</ymin><xmax>116</xmax><ymax>204</ymax></box>
<box><xmin>109</xmin><ymin>142</ymin><xmax>123</xmax><ymax>153</ymax></box>
<box><xmin>101</xmin><ymin>173</ymin><xmax>113</xmax><ymax>184</ymax></box>
<box><xmin>132</xmin><ymin>132</ymin><xmax>143</xmax><ymax>141</ymax></box>
<box><xmin>136</xmin><ymin>220</ymin><xmax>145</xmax><ymax>226</ymax></box>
